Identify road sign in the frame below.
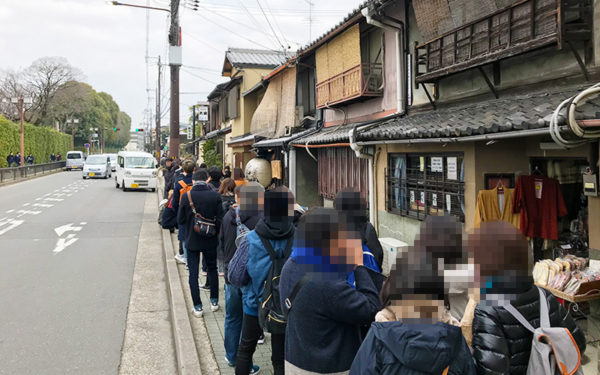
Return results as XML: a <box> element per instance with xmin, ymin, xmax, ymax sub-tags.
<box><xmin>84</xmin><ymin>143</ymin><xmax>90</xmax><ymax>148</ymax></box>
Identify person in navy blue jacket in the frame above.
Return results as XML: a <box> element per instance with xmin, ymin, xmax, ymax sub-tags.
<box><xmin>349</xmin><ymin>251</ymin><xmax>476</xmax><ymax>375</ymax></box>
<box><xmin>228</xmin><ymin>186</ymin><xmax>295</xmax><ymax>375</ymax></box>
<box><xmin>279</xmin><ymin>207</ymin><xmax>384</xmax><ymax>375</ymax></box>
<box><xmin>178</xmin><ymin>168</ymin><xmax>224</xmax><ymax>316</ymax></box>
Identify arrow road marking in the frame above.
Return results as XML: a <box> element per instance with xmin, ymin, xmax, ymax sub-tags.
<box><xmin>54</xmin><ymin>223</ymin><xmax>83</xmax><ymax>237</ymax></box>
<box><xmin>16</xmin><ymin>210</ymin><xmax>41</xmax><ymax>216</ymax></box>
<box><xmin>53</xmin><ymin>234</ymin><xmax>78</xmax><ymax>254</ymax></box>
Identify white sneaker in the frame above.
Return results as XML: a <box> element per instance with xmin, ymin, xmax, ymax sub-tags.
<box><xmin>257</xmin><ymin>334</ymin><xmax>265</xmax><ymax>345</ymax></box>
<box><xmin>210</xmin><ymin>302</ymin><xmax>219</xmax><ymax>312</ymax></box>
<box><xmin>174</xmin><ymin>254</ymin><xmax>187</xmax><ymax>265</ymax></box>
<box><xmin>192</xmin><ymin>307</ymin><xmax>203</xmax><ymax>317</ymax></box>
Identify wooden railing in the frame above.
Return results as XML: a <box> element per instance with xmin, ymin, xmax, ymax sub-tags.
<box><xmin>316</xmin><ymin>62</ymin><xmax>383</xmax><ymax>108</ymax></box>
<box><xmin>414</xmin><ymin>0</ymin><xmax>592</xmax><ymax>83</ymax></box>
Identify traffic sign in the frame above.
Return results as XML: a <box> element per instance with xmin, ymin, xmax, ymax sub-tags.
<box><xmin>84</xmin><ymin>143</ymin><xmax>90</xmax><ymax>148</ymax></box>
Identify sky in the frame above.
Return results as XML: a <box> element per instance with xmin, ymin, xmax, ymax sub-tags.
<box><xmin>0</xmin><ymin>0</ymin><xmax>366</xmax><ymax>130</ymax></box>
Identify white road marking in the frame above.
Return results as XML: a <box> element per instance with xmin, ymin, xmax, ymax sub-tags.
<box><xmin>80</xmin><ymin>222</ymin><xmax>87</xmax><ymax>225</ymax></box>
<box><xmin>6</xmin><ymin>209</ymin><xmax>14</xmax><ymax>213</ymax></box>
<box><xmin>32</xmin><ymin>203</ymin><xmax>53</xmax><ymax>208</ymax></box>
<box><xmin>54</xmin><ymin>223</ymin><xmax>83</xmax><ymax>237</ymax></box>
<box><xmin>43</xmin><ymin>198</ymin><xmax>63</xmax><ymax>202</ymax></box>
<box><xmin>52</xmin><ymin>236</ymin><xmax>78</xmax><ymax>253</ymax></box>
<box><xmin>22</xmin><ymin>203</ymin><xmax>30</xmax><ymax>207</ymax></box>
<box><xmin>16</xmin><ymin>210</ymin><xmax>41</xmax><ymax>216</ymax></box>
<box><xmin>0</xmin><ymin>219</ymin><xmax>24</xmax><ymax>236</ymax></box>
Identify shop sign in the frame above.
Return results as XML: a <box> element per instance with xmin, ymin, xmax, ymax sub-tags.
<box><xmin>447</xmin><ymin>157</ymin><xmax>457</xmax><ymax>180</ymax></box>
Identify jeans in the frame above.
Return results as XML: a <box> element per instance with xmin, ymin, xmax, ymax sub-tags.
<box><xmin>235</xmin><ymin>314</ymin><xmax>285</xmax><ymax>375</ymax></box>
<box><xmin>187</xmin><ymin>248</ymin><xmax>219</xmax><ymax>307</ymax></box>
<box><xmin>224</xmin><ymin>283</ymin><xmax>243</xmax><ymax>363</ymax></box>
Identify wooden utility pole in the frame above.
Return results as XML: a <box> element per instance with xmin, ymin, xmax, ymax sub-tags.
<box><xmin>168</xmin><ymin>0</ymin><xmax>181</xmax><ymax>158</ymax></box>
<box><xmin>18</xmin><ymin>98</ymin><xmax>24</xmax><ymax>166</ymax></box>
<box><xmin>156</xmin><ymin>56</ymin><xmax>161</xmax><ymax>156</ymax></box>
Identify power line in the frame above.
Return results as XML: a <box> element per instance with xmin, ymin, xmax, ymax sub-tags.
<box><xmin>264</xmin><ymin>0</ymin><xmax>290</xmax><ymax>49</ymax></box>
<box><xmin>255</xmin><ymin>0</ymin><xmax>285</xmax><ymax>50</ymax></box>
<box><xmin>236</xmin><ymin>0</ymin><xmax>280</xmax><ymax>48</ymax></box>
<box><xmin>181</xmin><ymin>68</ymin><xmax>219</xmax><ymax>84</ymax></box>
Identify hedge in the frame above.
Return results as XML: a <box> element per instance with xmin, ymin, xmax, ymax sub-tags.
<box><xmin>0</xmin><ymin>116</ymin><xmax>71</xmax><ymax>167</ymax></box>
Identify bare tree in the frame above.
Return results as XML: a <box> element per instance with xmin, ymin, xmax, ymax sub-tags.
<box><xmin>24</xmin><ymin>57</ymin><xmax>83</xmax><ymax>124</ymax></box>
<box><xmin>0</xmin><ymin>69</ymin><xmax>27</xmax><ymax>121</ymax></box>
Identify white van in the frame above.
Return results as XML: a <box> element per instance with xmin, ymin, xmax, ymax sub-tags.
<box><xmin>115</xmin><ymin>151</ymin><xmax>157</xmax><ymax>192</ymax></box>
<box><xmin>65</xmin><ymin>151</ymin><xmax>85</xmax><ymax>171</ymax></box>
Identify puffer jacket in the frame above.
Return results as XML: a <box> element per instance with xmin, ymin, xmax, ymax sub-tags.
<box><xmin>472</xmin><ymin>286</ymin><xmax>586</xmax><ymax>375</ymax></box>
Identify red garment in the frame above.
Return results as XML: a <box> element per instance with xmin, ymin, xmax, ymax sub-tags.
<box><xmin>512</xmin><ymin>175</ymin><xmax>567</xmax><ymax>240</ymax></box>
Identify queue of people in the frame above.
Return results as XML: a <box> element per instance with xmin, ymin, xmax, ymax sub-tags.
<box><xmin>4</xmin><ymin>152</ymin><xmax>62</xmax><ymax>167</ymax></box>
<box><xmin>161</xmin><ymin>159</ymin><xmax>586</xmax><ymax>375</ymax></box>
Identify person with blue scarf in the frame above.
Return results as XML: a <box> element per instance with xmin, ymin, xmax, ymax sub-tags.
<box><xmin>279</xmin><ymin>208</ymin><xmax>384</xmax><ymax>375</ymax></box>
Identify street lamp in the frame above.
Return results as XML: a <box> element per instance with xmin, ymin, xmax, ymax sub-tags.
<box><xmin>106</xmin><ymin>1</ymin><xmax>170</xmax><ymax>12</ymax></box>
<box><xmin>3</xmin><ymin>96</ymin><xmax>33</xmax><ymax>166</ymax></box>
<box><xmin>66</xmin><ymin>117</ymin><xmax>80</xmax><ymax>150</ymax></box>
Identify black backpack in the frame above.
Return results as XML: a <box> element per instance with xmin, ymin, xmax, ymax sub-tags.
<box><xmin>258</xmin><ymin>235</ymin><xmax>293</xmax><ymax>335</ymax></box>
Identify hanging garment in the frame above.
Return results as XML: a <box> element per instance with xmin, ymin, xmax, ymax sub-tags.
<box><xmin>513</xmin><ymin>175</ymin><xmax>567</xmax><ymax>240</ymax></box>
<box><xmin>474</xmin><ymin>187</ymin><xmax>520</xmax><ymax>228</ymax></box>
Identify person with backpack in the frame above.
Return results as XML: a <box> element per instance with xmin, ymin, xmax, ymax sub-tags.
<box><xmin>219</xmin><ymin>178</ymin><xmax>237</xmax><ymax>213</ymax></box>
<box><xmin>178</xmin><ymin>168</ymin><xmax>224</xmax><ymax>316</ymax></box>
<box><xmin>350</xmin><ymin>246</ymin><xmax>476</xmax><ymax>375</ymax></box>
<box><xmin>334</xmin><ymin>189</ymin><xmax>384</xmax><ymax>270</ymax></box>
<box><xmin>228</xmin><ymin>186</ymin><xmax>296</xmax><ymax>375</ymax></box>
<box><xmin>219</xmin><ymin>182</ymin><xmax>264</xmax><ymax>372</ymax></box>
<box><xmin>172</xmin><ymin>160</ymin><xmax>195</xmax><ymax>265</ymax></box>
<box><xmin>208</xmin><ymin>166</ymin><xmax>223</xmax><ymax>191</ymax></box>
<box><xmin>279</xmin><ymin>208</ymin><xmax>384</xmax><ymax>375</ymax></box>
<box><xmin>470</xmin><ymin>221</ymin><xmax>585</xmax><ymax>375</ymax></box>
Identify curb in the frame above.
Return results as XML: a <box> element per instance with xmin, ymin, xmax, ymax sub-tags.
<box><xmin>159</xmin><ymin>186</ymin><xmax>202</xmax><ymax>375</ymax></box>
<box><xmin>0</xmin><ymin>168</ymin><xmax>64</xmax><ymax>187</ymax></box>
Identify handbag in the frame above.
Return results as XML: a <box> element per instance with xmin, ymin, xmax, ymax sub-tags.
<box><xmin>186</xmin><ymin>191</ymin><xmax>217</xmax><ymax>237</ymax></box>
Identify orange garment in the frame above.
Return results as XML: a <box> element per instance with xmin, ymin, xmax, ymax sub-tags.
<box><xmin>234</xmin><ymin>179</ymin><xmax>247</xmax><ymax>187</ymax></box>
<box><xmin>474</xmin><ymin>187</ymin><xmax>520</xmax><ymax>228</ymax></box>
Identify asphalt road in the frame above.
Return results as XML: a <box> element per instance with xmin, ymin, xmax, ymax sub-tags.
<box><xmin>0</xmin><ymin>171</ymin><xmax>150</xmax><ymax>374</ymax></box>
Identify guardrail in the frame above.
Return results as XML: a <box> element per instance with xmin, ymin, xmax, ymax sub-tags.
<box><xmin>0</xmin><ymin>161</ymin><xmax>67</xmax><ymax>183</ymax></box>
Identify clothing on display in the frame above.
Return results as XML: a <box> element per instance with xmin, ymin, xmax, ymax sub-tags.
<box><xmin>474</xmin><ymin>186</ymin><xmax>520</xmax><ymax>228</ymax></box>
<box><xmin>513</xmin><ymin>175</ymin><xmax>567</xmax><ymax>240</ymax></box>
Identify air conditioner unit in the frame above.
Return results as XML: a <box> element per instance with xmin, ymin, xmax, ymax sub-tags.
<box><xmin>378</xmin><ymin>237</ymin><xmax>409</xmax><ymax>277</ymax></box>
<box><xmin>294</xmin><ymin>106</ymin><xmax>304</xmax><ymax>127</ymax></box>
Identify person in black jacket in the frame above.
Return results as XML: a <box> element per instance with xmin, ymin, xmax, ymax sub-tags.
<box><xmin>279</xmin><ymin>207</ymin><xmax>384</xmax><ymax>374</ymax></box>
<box><xmin>208</xmin><ymin>166</ymin><xmax>222</xmax><ymax>191</ymax></box>
<box><xmin>470</xmin><ymin>221</ymin><xmax>586</xmax><ymax>375</ymax></box>
<box><xmin>218</xmin><ymin>178</ymin><xmax>237</xmax><ymax>213</ymax></box>
<box><xmin>163</xmin><ymin>158</ymin><xmax>176</xmax><ymax>199</ymax></box>
<box><xmin>178</xmin><ymin>168</ymin><xmax>224</xmax><ymax>316</ymax></box>
<box><xmin>334</xmin><ymin>189</ymin><xmax>384</xmax><ymax>269</ymax></box>
<box><xmin>218</xmin><ymin>182</ymin><xmax>264</xmax><ymax>368</ymax></box>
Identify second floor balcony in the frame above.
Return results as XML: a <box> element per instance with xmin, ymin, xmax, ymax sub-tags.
<box><xmin>316</xmin><ymin>62</ymin><xmax>383</xmax><ymax>109</ymax></box>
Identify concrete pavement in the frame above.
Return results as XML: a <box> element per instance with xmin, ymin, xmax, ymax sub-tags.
<box><xmin>0</xmin><ymin>171</ymin><xmax>146</xmax><ymax>374</ymax></box>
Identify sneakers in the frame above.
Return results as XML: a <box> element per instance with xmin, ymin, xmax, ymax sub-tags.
<box><xmin>202</xmin><ymin>271</ymin><xmax>207</xmax><ymax>276</ymax></box>
<box><xmin>174</xmin><ymin>254</ymin><xmax>187</xmax><ymax>265</ymax></box>
<box><xmin>257</xmin><ymin>333</ymin><xmax>265</xmax><ymax>345</ymax></box>
<box><xmin>210</xmin><ymin>301</ymin><xmax>219</xmax><ymax>312</ymax></box>
<box><xmin>250</xmin><ymin>365</ymin><xmax>260</xmax><ymax>374</ymax></box>
<box><xmin>224</xmin><ymin>356</ymin><xmax>234</xmax><ymax>367</ymax></box>
<box><xmin>200</xmin><ymin>284</ymin><xmax>210</xmax><ymax>290</ymax></box>
<box><xmin>192</xmin><ymin>306</ymin><xmax>203</xmax><ymax>317</ymax></box>
<box><xmin>219</xmin><ymin>271</ymin><xmax>224</xmax><ymax>276</ymax></box>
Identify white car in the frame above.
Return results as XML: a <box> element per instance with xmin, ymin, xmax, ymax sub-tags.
<box><xmin>107</xmin><ymin>153</ymin><xmax>117</xmax><ymax>172</ymax></box>
<box><xmin>82</xmin><ymin>155</ymin><xmax>112</xmax><ymax>179</ymax></box>
<box><xmin>115</xmin><ymin>151</ymin><xmax>157</xmax><ymax>192</ymax></box>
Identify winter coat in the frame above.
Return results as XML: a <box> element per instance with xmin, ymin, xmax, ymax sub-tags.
<box><xmin>177</xmin><ymin>183</ymin><xmax>224</xmax><ymax>251</ymax></box>
<box><xmin>279</xmin><ymin>257</ymin><xmax>384</xmax><ymax>374</ymax></box>
<box><xmin>350</xmin><ymin>322</ymin><xmax>476</xmax><ymax>375</ymax></box>
<box><xmin>163</xmin><ymin>165</ymin><xmax>177</xmax><ymax>199</ymax></box>
<box><xmin>472</xmin><ymin>285</ymin><xmax>586</xmax><ymax>375</ymax></box>
<box><xmin>218</xmin><ymin>205</ymin><xmax>261</xmax><ymax>283</ymax></box>
<box><xmin>209</xmin><ymin>180</ymin><xmax>221</xmax><ymax>191</ymax></box>
<box><xmin>363</xmin><ymin>222</ymin><xmax>383</xmax><ymax>269</ymax></box>
<box><xmin>221</xmin><ymin>194</ymin><xmax>236</xmax><ymax>213</ymax></box>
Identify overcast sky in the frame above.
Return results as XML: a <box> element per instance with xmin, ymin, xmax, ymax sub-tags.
<box><xmin>0</xmin><ymin>0</ymin><xmax>365</xmax><ymax>130</ymax></box>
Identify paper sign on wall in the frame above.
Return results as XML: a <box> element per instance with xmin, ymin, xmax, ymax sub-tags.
<box><xmin>432</xmin><ymin>193</ymin><xmax>438</xmax><ymax>207</ymax></box>
<box><xmin>420</xmin><ymin>191</ymin><xmax>425</xmax><ymax>205</ymax></box>
<box><xmin>447</xmin><ymin>157</ymin><xmax>457</xmax><ymax>180</ymax></box>
<box><xmin>431</xmin><ymin>157</ymin><xmax>443</xmax><ymax>172</ymax></box>
<box><xmin>410</xmin><ymin>191</ymin><xmax>415</xmax><ymax>203</ymax></box>
<box><xmin>446</xmin><ymin>194</ymin><xmax>452</xmax><ymax>213</ymax></box>
<box><xmin>419</xmin><ymin>157</ymin><xmax>425</xmax><ymax>172</ymax></box>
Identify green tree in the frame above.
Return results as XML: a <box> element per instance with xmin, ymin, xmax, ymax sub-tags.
<box><xmin>202</xmin><ymin>139</ymin><xmax>222</xmax><ymax>168</ymax></box>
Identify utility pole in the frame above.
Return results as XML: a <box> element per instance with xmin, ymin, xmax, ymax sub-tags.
<box><xmin>192</xmin><ymin>104</ymin><xmax>196</xmax><ymax>157</ymax></box>
<box><xmin>156</xmin><ymin>56</ymin><xmax>162</xmax><ymax>156</ymax></box>
<box><xmin>66</xmin><ymin>117</ymin><xmax>79</xmax><ymax>150</ymax></box>
<box><xmin>17</xmin><ymin>99</ymin><xmax>25</xmax><ymax>166</ymax></box>
<box><xmin>169</xmin><ymin>0</ymin><xmax>181</xmax><ymax>158</ymax></box>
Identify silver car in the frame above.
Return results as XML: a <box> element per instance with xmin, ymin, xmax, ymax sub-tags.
<box><xmin>107</xmin><ymin>153</ymin><xmax>117</xmax><ymax>172</ymax></box>
<box><xmin>82</xmin><ymin>155</ymin><xmax>112</xmax><ymax>179</ymax></box>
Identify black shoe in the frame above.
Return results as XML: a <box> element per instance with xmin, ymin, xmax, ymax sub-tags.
<box><xmin>201</xmin><ymin>284</ymin><xmax>210</xmax><ymax>290</ymax></box>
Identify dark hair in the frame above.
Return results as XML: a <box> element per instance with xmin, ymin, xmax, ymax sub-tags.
<box><xmin>233</xmin><ymin>167</ymin><xmax>244</xmax><ymax>180</ymax></box>
<box><xmin>294</xmin><ymin>207</ymin><xmax>358</xmax><ymax>254</ymax></box>
<box><xmin>192</xmin><ymin>169</ymin><xmax>209</xmax><ymax>181</ymax></box>
<box><xmin>380</xmin><ymin>256</ymin><xmax>445</xmax><ymax>307</ymax></box>
<box><xmin>208</xmin><ymin>166</ymin><xmax>222</xmax><ymax>181</ymax></box>
<box><xmin>413</xmin><ymin>215</ymin><xmax>464</xmax><ymax>267</ymax></box>
<box><xmin>182</xmin><ymin>160</ymin><xmax>195</xmax><ymax>174</ymax></box>
<box><xmin>218</xmin><ymin>178</ymin><xmax>236</xmax><ymax>195</ymax></box>
<box><xmin>224</xmin><ymin>166</ymin><xmax>231</xmax><ymax>171</ymax></box>
<box><xmin>199</xmin><ymin>163</ymin><xmax>207</xmax><ymax>169</ymax></box>
<box><xmin>264</xmin><ymin>186</ymin><xmax>294</xmax><ymax>219</ymax></box>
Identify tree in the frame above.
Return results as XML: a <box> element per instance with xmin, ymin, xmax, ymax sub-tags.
<box><xmin>202</xmin><ymin>139</ymin><xmax>222</xmax><ymax>168</ymax></box>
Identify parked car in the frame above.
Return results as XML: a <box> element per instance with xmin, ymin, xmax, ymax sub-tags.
<box><xmin>65</xmin><ymin>151</ymin><xmax>85</xmax><ymax>171</ymax></box>
<box><xmin>82</xmin><ymin>154</ymin><xmax>112</xmax><ymax>179</ymax></box>
<box><xmin>107</xmin><ymin>153</ymin><xmax>117</xmax><ymax>172</ymax></box>
<box><xmin>115</xmin><ymin>151</ymin><xmax>157</xmax><ymax>192</ymax></box>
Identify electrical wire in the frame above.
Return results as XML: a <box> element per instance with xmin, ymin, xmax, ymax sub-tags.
<box><xmin>236</xmin><ymin>0</ymin><xmax>281</xmax><ymax>48</ymax></box>
<box><xmin>255</xmin><ymin>0</ymin><xmax>285</xmax><ymax>50</ymax></box>
<box><xmin>264</xmin><ymin>0</ymin><xmax>291</xmax><ymax>48</ymax></box>
<box><xmin>550</xmin><ymin>82</ymin><xmax>600</xmax><ymax>148</ymax></box>
<box><xmin>181</xmin><ymin>68</ymin><xmax>219</xmax><ymax>84</ymax></box>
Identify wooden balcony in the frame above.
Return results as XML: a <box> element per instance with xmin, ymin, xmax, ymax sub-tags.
<box><xmin>316</xmin><ymin>63</ymin><xmax>383</xmax><ymax>109</ymax></box>
<box><xmin>414</xmin><ymin>0</ymin><xmax>593</xmax><ymax>84</ymax></box>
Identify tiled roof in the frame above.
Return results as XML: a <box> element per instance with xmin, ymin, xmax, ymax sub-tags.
<box><xmin>291</xmin><ymin>85</ymin><xmax>600</xmax><ymax>145</ymax></box>
<box><xmin>358</xmin><ymin>85</ymin><xmax>600</xmax><ymax>141</ymax></box>
<box><xmin>226</xmin><ymin>48</ymin><xmax>288</xmax><ymax>68</ymax></box>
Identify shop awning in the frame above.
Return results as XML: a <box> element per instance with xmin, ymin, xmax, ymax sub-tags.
<box><xmin>253</xmin><ymin>128</ymin><xmax>318</xmax><ymax>148</ymax></box>
<box><xmin>356</xmin><ymin>85</ymin><xmax>599</xmax><ymax>143</ymax></box>
<box><xmin>227</xmin><ymin>133</ymin><xmax>256</xmax><ymax>146</ymax></box>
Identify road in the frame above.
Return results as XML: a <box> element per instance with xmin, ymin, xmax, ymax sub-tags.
<box><xmin>0</xmin><ymin>171</ymin><xmax>150</xmax><ymax>374</ymax></box>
